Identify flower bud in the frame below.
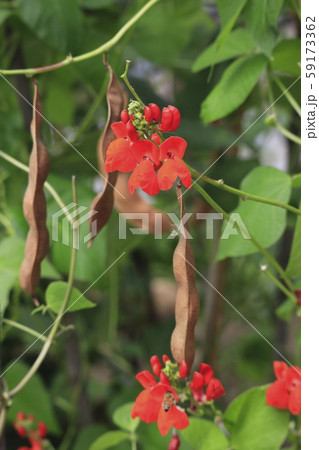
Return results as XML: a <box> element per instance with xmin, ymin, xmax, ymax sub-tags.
<box><xmin>37</xmin><ymin>422</ymin><xmax>47</xmax><ymax>438</ymax></box>
<box><xmin>160</xmin><ymin>371</ymin><xmax>170</xmax><ymax>385</ymax></box>
<box><xmin>162</xmin><ymin>354</ymin><xmax>170</xmax><ymax>364</ymax></box>
<box><xmin>179</xmin><ymin>360</ymin><xmax>188</xmax><ymax>378</ymax></box>
<box><xmin>158</xmin><ymin>107</ymin><xmax>174</xmax><ymax>132</ymax></box>
<box><xmin>144</xmin><ymin>106</ymin><xmax>153</xmax><ymax>123</ymax></box>
<box><xmin>151</xmin><ymin>133</ymin><xmax>161</xmax><ymax>145</ymax></box>
<box><xmin>148</xmin><ymin>103</ymin><xmax>161</xmax><ymax>121</ymax></box>
<box><xmin>120</xmin><ymin>109</ymin><xmax>130</xmax><ymax>124</ymax></box>
<box><xmin>168</xmin><ymin>435</ymin><xmax>180</xmax><ymax>450</ymax></box>
<box><xmin>167</xmin><ymin>105</ymin><xmax>181</xmax><ymax>131</ymax></box>
<box><xmin>16</xmin><ymin>412</ymin><xmax>26</xmax><ymax>421</ymax></box>
<box><xmin>150</xmin><ymin>355</ymin><xmax>162</xmax><ymax>376</ymax></box>
<box><xmin>14</xmin><ymin>423</ymin><xmax>27</xmax><ymax>438</ymax></box>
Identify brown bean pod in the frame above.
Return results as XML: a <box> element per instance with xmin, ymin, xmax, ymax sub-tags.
<box><xmin>88</xmin><ymin>58</ymin><xmax>126</xmax><ymax>247</ymax></box>
<box><xmin>19</xmin><ymin>80</ymin><xmax>50</xmax><ymax>300</ymax></box>
<box><xmin>170</xmin><ymin>185</ymin><xmax>199</xmax><ymax>369</ymax></box>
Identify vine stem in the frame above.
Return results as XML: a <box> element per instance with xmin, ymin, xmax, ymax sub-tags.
<box><xmin>272</xmin><ymin>74</ymin><xmax>301</xmax><ymax>117</ymax></box>
<box><xmin>0</xmin><ymin>150</ymin><xmax>73</xmax><ymax>223</ymax></box>
<box><xmin>120</xmin><ymin>60</ymin><xmax>145</xmax><ymax>106</ymax></box>
<box><xmin>187</xmin><ymin>165</ymin><xmax>301</xmax><ymax>216</ymax></box>
<box><xmin>192</xmin><ymin>182</ymin><xmax>295</xmax><ymax>292</ymax></box>
<box><xmin>2</xmin><ymin>319</ymin><xmax>47</xmax><ymax>343</ymax></box>
<box><xmin>8</xmin><ymin>177</ymin><xmax>79</xmax><ymax>398</ymax></box>
<box><xmin>260</xmin><ymin>266</ymin><xmax>297</xmax><ymax>302</ymax></box>
<box><xmin>0</xmin><ymin>0</ymin><xmax>159</xmax><ymax>76</ymax></box>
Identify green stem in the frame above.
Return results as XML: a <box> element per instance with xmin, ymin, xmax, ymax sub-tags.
<box><xmin>192</xmin><ymin>182</ymin><xmax>295</xmax><ymax>292</ymax></box>
<box><xmin>187</xmin><ymin>165</ymin><xmax>301</xmax><ymax>216</ymax></box>
<box><xmin>2</xmin><ymin>319</ymin><xmax>47</xmax><ymax>342</ymax></box>
<box><xmin>8</xmin><ymin>178</ymin><xmax>79</xmax><ymax>398</ymax></box>
<box><xmin>275</xmin><ymin>122</ymin><xmax>301</xmax><ymax>145</ymax></box>
<box><xmin>0</xmin><ymin>0</ymin><xmax>159</xmax><ymax>76</ymax></box>
<box><xmin>130</xmin><ymin>432</ymin><xmax>137</xmax><ymax>450</ymax></box>
<box><xmin>273</xmin><ymin>75</ymin><xmax>301</xmax><ymax>117</ymax></box>
<box><xmin>260</xmin><ymin>267</ymin><xmax>297</xmax><ymax>302</ymax></box>
<box><xmin>121</xmin><ymin>60</ymin><xmax>145</xmax><ymax>106</ymax></box>
<box><xmin>0</xmin><ymin>150</ymin><xmax>73</xmax><ymax>223</ymax></box>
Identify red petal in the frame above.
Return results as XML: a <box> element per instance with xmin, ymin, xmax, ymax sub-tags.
<box><xmin>173</xmin><ymin>157</ymin><xmax>192</xmax><ymax>188</ymax></box>
<box><xmin>206</xmin><ymin>378</ymin><xmax>225</xmax><ymax>401</ymax></box>
<box><xmin>273</xmin><ymin>361</ymin><xmax>289</xmax><ymax>380</ymax></box>
<box><xmin>160</xmin><ymin>137</ymin><xmax>187</xmax><ymax>160</ymax></box>
<box><xmin>288</xmin><ymin>384</ymin><xmax>301</xmax><ymax>415</ymax></box>
<box><xmin>159</xmin><ymin>371</ymin><xmax>170</xmax><ymax>385</ymax></box>
<box><xmin>167</xmin><ymin>106</ymin><xmax>181</xmax><ymax>131</ymax></box>
<box><xmin>130</xmin><ymin>140</ymin><xmax>160</xmax><ymax>165</ymax></box>
<box><xmin>105</xmin><ymin>138</ymin><xmax>136</xmax><ymax>173</ymax></box>
<box><xmin>157</xmin><ymin>405</ymin><xmax>189</xmax><ymax>436</ymax></box>
<box><xmin>157</xmin><ymin>159</ymin><xmax>178</xmax><ymax>191</ymax></box>
<box><xmin>111</xmin><ymin>122</ymin><xmax>129</xmax><ymax>138</ymax></box>
<box><xmin>128</xmin><ymin>160</ymin><xmax>160</xmax><ymax>196</ymax></box>
<box><xmin>179</xmin><ymin>361</ymin><xmax>188</xmax><ymax>378</ymax></box>
<box><xmin>136</xmin><ymin>370</ymin><xmax>157</xmax><ymax>389</ymax></box>
<box><xmin>131</xmin><ymin>389</ymin><xmax>161</xmax><ymax>423</ymax></box>
<box><xmin>190</xmin><ymin>372</ymin><xmax>204</xmax><ymax>391</ymax></box>
<box><xmin>266</xmin><ymin>380</ymin><xmax>289</xmax><ymax>410</ymax></box>
<box><xmin>199</xmin><ymin>363</ymin><xmax>214</xmax><ymax>385</ymax></box>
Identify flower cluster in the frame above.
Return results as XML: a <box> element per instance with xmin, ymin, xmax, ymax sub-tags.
<box><xmin>13</xmin><ymin>412</ymin><xmax>48</xmax><ymax>450</ymax></box>
<box><xmin>266</xmin><ymin>361</ymin><xmax>301</xmax><ymax>415</ymax></box>
<box><xmin>131</xmin><ymin>355</ymin><xmax>225</xmax><ymax>437</ymax></box>
<box><xmin>105</xmin><ymin>101</ymin><xmax>192</xmax><ymax>196</ymax></box>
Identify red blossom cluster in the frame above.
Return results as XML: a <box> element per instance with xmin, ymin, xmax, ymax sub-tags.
<box><xmin>105</xmin><ymin>100</ymin><xmax>191</xmax><ymax>196</ymax></box>
<box><xmin>266</xmin><ymin>361</ymin><xmax>301</xmax><ymax>415</ymax></box>
<box><xmin>13</xmin><ymin>412</ymin><xmax>47</xmax><ymax>450</ymax></box>
<box><xmin>131</xmin><ymin>355</ymin><xmax>225</xmax><ymax>437</ymax></box>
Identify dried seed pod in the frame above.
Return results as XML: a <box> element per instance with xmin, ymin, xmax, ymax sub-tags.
<box><xmin>170</xmin><ymin>185</ymin><xmax>199</xmax><ymax>368</ymax></box>
<box><xmin>19</xmin><ymin>80</ymin><xmax>50</xmax><ymax>301</ymax></box>
<box><xmin>88</xmin><ymin>58</ymin><xmax>126</xmax><ymax>247</ymax></box>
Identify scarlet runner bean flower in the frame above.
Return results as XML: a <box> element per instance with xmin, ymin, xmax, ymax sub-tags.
<box><xmin>131</xmin><ymin>355</ymin><xmax>226</xmax><ymax>437</ymax></box>
<box><xmin>131</xmin><ymin>369</ymin><xmax>189</xmax><ymax>436</ymax></box>
<box><xmin>14</xmin><ymin>412</ymin><xmax>48</xmax><ymax>450</ymax></box>
<box><xmin>266</xmin><ymin>361</ymin><xmax>301</xmax><ymax>415</ymax></box>
<box><xmin>104</xmin><ymin>100</ymin><xmax>191</xmax><ymax>195</ymax></box>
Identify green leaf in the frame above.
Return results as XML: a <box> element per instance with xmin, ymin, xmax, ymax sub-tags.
<box><xmin>200</xmin><ymin>54</ymin><xmax>267</xmax><ymax>123</ymax></box>
<box><xmin>192</xmin><ymin>28</ymin><xmax>255</xmax><ymax>72</ymax></box>
<box><xmin>224</xmin><ymin>386</ymin><xmax>289</xmax><ymax>450</ymax></box>
<box><xmin>0</xmin><ymin>236</ymin><xmax>24</xmax><ymax>314</ymax></box>
<box><xmin>217</xmin><ymin>0</ymin><xmax>247</xmax><ymax>28</ymax></box>
<box><xmin>276</xmin><ymin>298</ymin><xmax>296</xmax><ymax>321</ymax></box>
<box><xmin>285</xmin><ymin>215</ymin><xmax>301</xmax><ymax>278</ymax></box>
<box><xmin>89</xmin><ymin>431</ymin><xmax>130</xmax><ymax>450</ymax></box>
<box><xmin>217</xmin><ymin>167</ymin><xmax>291</xmax><ymax>260</ymax></box>
<box><xmin>76</xmin><ymin>0</ymin><xmax>116</xmax><ymax>8</ymax></box>
<box><xmin>181</xmin><ymin>418</ymin><xmax>229</xmax><ymax>450</ymax></box>
<box><xmin>5</xmin><ymin>361</ymin><xmax>60</xmax><ymax>434</ymax></box>
<box><xmin>45</xmin><ymin>281</ymin><xmax>96</xmax><ymax>314</ymax></box>
<box><xmin>271</xmin><ymin>39</ymin><xmax>301</xmax><ymax>76</ymax></box>
<box><xmin>0</xmin><ymin>9</ymin><xmax>12</xmax><ymax>24</ymax></box>
<box><xmin>291</xmin><ymin>173</ymin><xmax>301</xmax><ymax>188</ymax></box>
<box><xmin>215</xmin><ymin>0</ymin><xmax>248</xmax><ymax>61</ymax></box>
<box><xmin>244</xmin><ymin>0</ymin><xmax>284</xmax><ymax>56</ymax></box>
<box><xmin>113</xmin><ymin>402</ymin><xmax>139</xmax><ymax>432</ymax></box>
<box><xmin>17</xmin><ymin>0</ymin><xmax>83</xmax><ymax>53</ymax></box>
<box><xmin>73</xmin><ymin>425</ymin><xmax>110</xmax><ymax>450</ymax></box>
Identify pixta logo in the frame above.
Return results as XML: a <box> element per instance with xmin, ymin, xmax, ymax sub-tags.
<box><xmin>52</xmin><ymin>203</ymin><xmax>98</xmax><ymax>249</ymax></box>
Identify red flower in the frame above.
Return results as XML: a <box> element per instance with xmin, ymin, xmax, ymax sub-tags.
<box><xmin>206</xmin><ymin>378</ymin><xmax>225</xmax><ymax>401</ymax></box>
<box><xmin>104</xmin><ymin>122</ymin><xmax>138</xmax><ymax>173</ymax></box>
<box><xmin>189</xmin><ymin>363</ymin><xmax>225</xmax><ymax>404</ymax></box>
<box><xmin>266</xmin><ymin>361</ymin><xmax>301</xmax><ymax>415</ymax></box>
<box><xmin>131</xmin><ymin>370</ymin><xmax>189</xmax><ymax>436</ymax></box>
<box><xmin>128</xmin><ymin>140</ymin><xmax>161</xmax><ymax>195</ymax></box>
<box><xmin>158</xmin><ymin>137</ymin><xmax>191</xmax><ymax>190</ymax></box>
<box><xmin>179</xmin><ymin>360</ymin><xmax>188</xmax><ymax>378</ymax></box>
<box><xmin>168</xmin><ymin>431</ymin><xmax>181</xmax><ymax>450</ymax></box>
